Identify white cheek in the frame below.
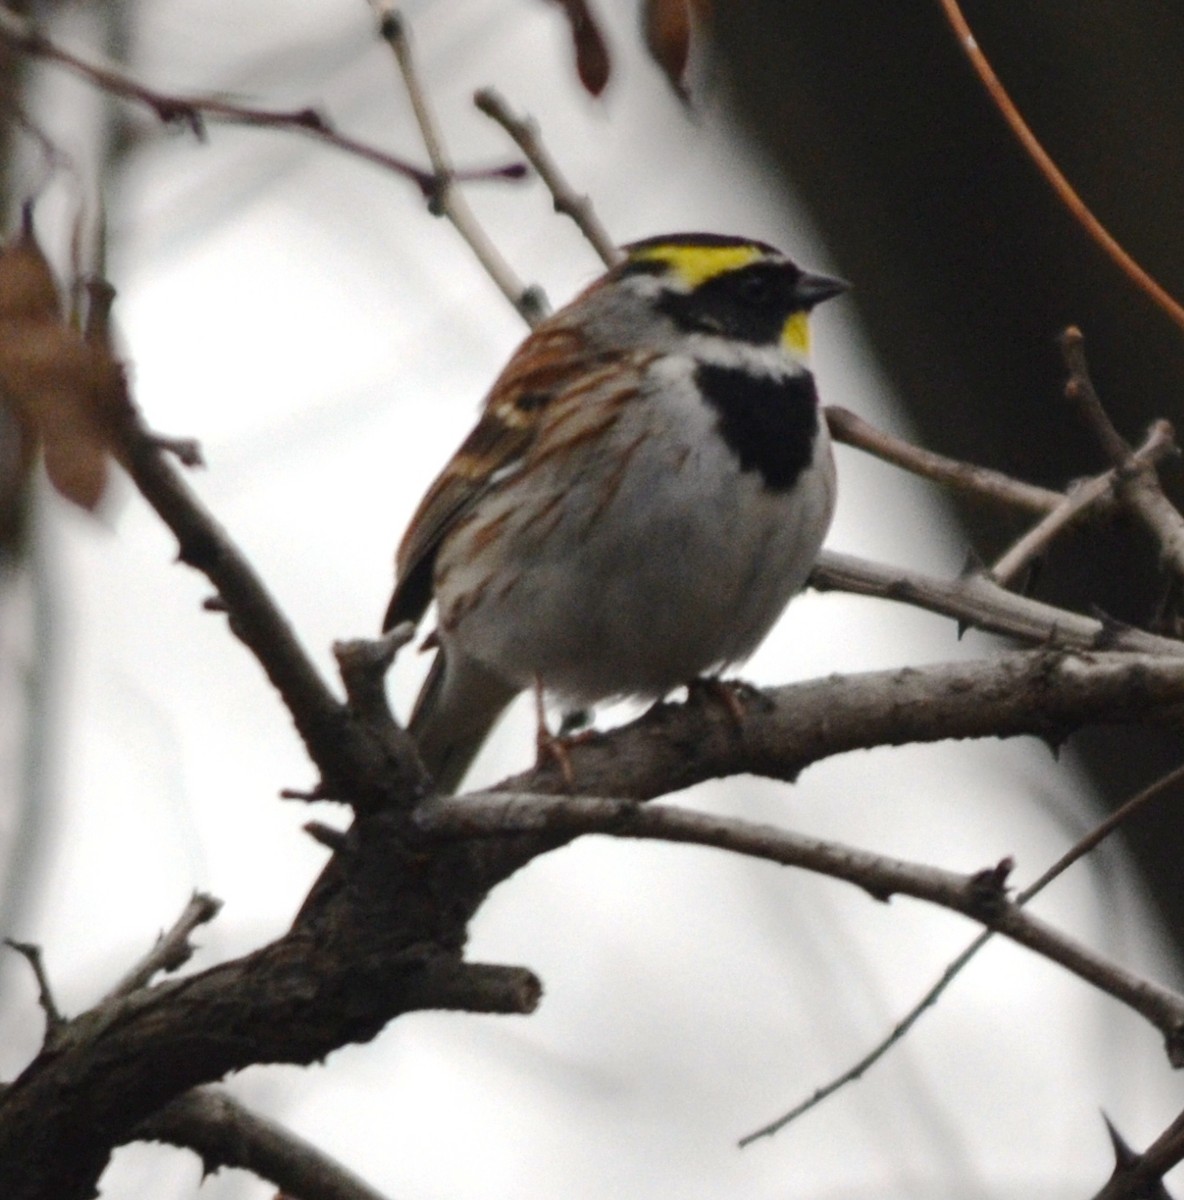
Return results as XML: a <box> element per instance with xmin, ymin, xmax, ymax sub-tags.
<box><xmin>681</xmin><ymin>334</ymin><xmax>804</xmax><ymax>377</ymax></box>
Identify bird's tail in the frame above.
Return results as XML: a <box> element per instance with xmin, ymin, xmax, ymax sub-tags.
<box><xmin>409</xmin><ymin>651</ymin><xmax>519</xmax><ymax>794</ymax></box>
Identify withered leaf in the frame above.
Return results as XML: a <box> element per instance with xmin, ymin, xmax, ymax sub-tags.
<box><xmin>547</xmin><ymin>0</ymin><xmax>611</xmax><ymax>96</ymax></box>
<box><xmin>644</xmin><ymin>0</ymin><xmax>703</xmax><ymax>99</ymax></box>
<box><xmin>0</xmin><ymin>219</ymin><xmax>132</xmax><ymax>511</ymax></box>
<box><xmin>0</xmin><ymin>213</ymin><xmax>61</xmax><ymax>324</ymax></box>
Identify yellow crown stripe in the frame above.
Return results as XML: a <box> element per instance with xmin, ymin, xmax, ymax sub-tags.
<box><xmin>629</xmin><ymin>242</ymin><xmax>764</xmax><ymax>288</ymax></box>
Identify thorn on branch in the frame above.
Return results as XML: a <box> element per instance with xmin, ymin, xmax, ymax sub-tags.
<box><xmin>1100</xmin><ymin>1114</ymin><xmax>1177</xmax><ymax>1200</ymax></box>
<box><xmin>202</xmin><ymin>595</ymin><xmax>228</xmax><ymax>612</ymax></box>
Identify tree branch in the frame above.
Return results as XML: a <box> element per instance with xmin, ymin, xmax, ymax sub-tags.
<box><xmin>1061</xmin><ymin>327</ymin><xmax>1184</xmax><ymax>584</ymax></box>
<box><xmin>0</xmin><ymin>3</ymin><xmax>524</xmax><ymax>196</ymax></box>
<box><xmin>489</xmin><ymin>648</ymin><xmax>1184</xmax><ymax>802</ymax></box>
<box><xmin>112</xmin><ymin>404</ymin><xmax>426</xmax><ymax>810</ymax></box>
<box><xmin>372</xmin><ymin>4</ymin><xmax>548</xmax><ymax>323</ymax></box>
<box><xmin>936</xmin><ymin>0</ymin><xmax>1184</xmax><ymax>334</ymax></box>
<box><xmin>825</xmin><ymin>405</ymin><xmax>1063</xmax><ymax>515</ymax></box>
<box><xmin>417</xmin><ymin>792</ymin><xmax>1184</xmax><ymax>1057</ymax></box>
<box><xmin>135</xmin><ymin>1087</ymin><xmax>394</xmax><ymax>1200</ymax></box>
<box><xmin>740</xmin><ymin>759</ymin><xmax>1184</xmax><ymax>1144</ymax></box>
<box><xmin>102</xmin><ymin>892</ymin><xmax>222</xmax><ymax>1001</ymax></box>
<box><xmin>474</xmin><ymin>86</ymin><xmax>621</xmax><ymax>270</ymax></box>
<box><xmin>811</xmin><ymin>549</ymin><xmax>1184</xmax><ymax>657</ymax></box>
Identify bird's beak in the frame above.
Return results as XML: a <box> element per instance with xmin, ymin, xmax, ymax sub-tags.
<box><xmin>794</xmin><ymin>271</ymin><xmax>849</xmax><ymax>309</ymax></box>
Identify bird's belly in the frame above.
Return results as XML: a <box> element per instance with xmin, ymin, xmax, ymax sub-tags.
<box><xmin>436</xmin><ymin>409</ymin><xmax>835</xmax><ymax>704</ymax></box>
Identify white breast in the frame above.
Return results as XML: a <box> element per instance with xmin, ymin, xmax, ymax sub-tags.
<box><xmin>434</xmin><ymin>354</ymin><xmax>836</xmax><ymax>704</ymax></box>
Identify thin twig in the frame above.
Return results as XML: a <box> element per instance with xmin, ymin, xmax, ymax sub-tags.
<box><xmin>989</xmin><ymin>420</ymin><xmax>1178</xmax><ymax>586</ymax></box>
<box><xmin>936</xmin><ymin>0</ymin><xmax>1184</xmax><ymax>334</ymax></box>
<box><xmin>740</xmin><ymin>759</ymin><xmax>1184</xmax><ymax>1144</ymax></box>
<box><xmin>370</xmin><ymin>3</ymin><xmax>548</xmax><ymax>324</ymax></box>
<box><xmin>102</xmin><ymin>892</ymin><xmax>223</xmax><ymax>1001</ymax></box>
<box><xmin>810</xmin><ymin>549</ymin><xmax>1184</xmax><ymax>658</ymax></box>
<box><xmin>4</xmin><ymin>940</ymin><xmax>64</xmax><ymax>1032</ymax></box>
<box><xmin>474</xmin><ymin>86</ymin><xmax>621</xmax><ymax>270</ymax></box>
<box><xmin>825</xmin><ymin>406</ymin><xmax>1062</xmax><ymax>516</ymax></box>
<box><xmin>136</xmin><ymin>1086</ymin><xmax>394</xmax><ymax>1200</ymax></box>
<box><xmin>1060</xmin><ymin>328</ymin><xmax>1184</xmax><ymax>584</ymax></box>
<box><xmin>0</xmin><ymin>3</ymin><xmax>524</xmax><ymax>195</ymax></box>
<box><xmin>417</xmin><ymin>792</ymin><xmax>1184</xmax><ymax>1053</ymax></box>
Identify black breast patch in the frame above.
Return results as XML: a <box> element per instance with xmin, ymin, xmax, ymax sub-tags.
<box><xmin>694</xmin><ymin>363</ymin><xmax>820</xmax><ymax>492</ymax></box>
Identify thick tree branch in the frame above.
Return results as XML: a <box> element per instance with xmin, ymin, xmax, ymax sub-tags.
<box><xmin>113</xmin><ymin>407</ymin><xmax>426</xmax><ymax>809</ymax></box>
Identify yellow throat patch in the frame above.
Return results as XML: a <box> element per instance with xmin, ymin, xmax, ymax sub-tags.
<box><xmin>782</xmin><ymin>311</ymin><xmax>810</xmax><ymax>358</ymax></box>
<box><xmin>629</xmin><ymin>242</ymin><xmax>764</xmax><ymax>288</ymax></box>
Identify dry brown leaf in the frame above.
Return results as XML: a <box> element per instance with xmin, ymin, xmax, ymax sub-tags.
<box><xmin>0</xmin><ymin>217</ymin><xmax>132</xmax><ymax>511</ymax></box>
<box><xmin>0</xmin><ymin>209</ymin><xmax>61</xmax><ymax>324</ymax></box>
<box><xmin>547</xmin><ymin>0</ymin><xmax>611</xmax><ymax>96</ymax></box>
<box><xmin>644</xmin><ymin>0</ymin><xmax>692</xmax><ymax>96</ymax></box>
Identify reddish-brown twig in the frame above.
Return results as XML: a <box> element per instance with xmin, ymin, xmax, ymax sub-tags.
<box><xmin>936</xmin><ymin>0</ymin><xmax>1184</xmax><ymax>335</ymax></box>
<box><xmin>0</xmin><ymin>4</ymin><xmax>525</xmax><ymax>197</ymax></box>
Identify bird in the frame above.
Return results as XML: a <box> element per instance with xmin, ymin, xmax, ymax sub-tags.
<box><xmin>384</xmin><ymin>232</ymin><xmax>846</xmax><ymax>793</ymax></box>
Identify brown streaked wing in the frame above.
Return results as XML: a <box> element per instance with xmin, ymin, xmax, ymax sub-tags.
<box><xmin>384</xmin><ymin>322</ymin><xmax>623</xmax><ymax>632</ymax></box>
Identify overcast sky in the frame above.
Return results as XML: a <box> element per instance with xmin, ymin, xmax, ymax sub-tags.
<box><xmin>3</xmin><ymin>2</ymin><xmax>1181</xmax><ymax>1197</ymax></box>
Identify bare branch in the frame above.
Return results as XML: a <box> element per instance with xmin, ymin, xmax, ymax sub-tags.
<box><xmin>989</xmin><ymin>420</ymin><xmax>1178</xmax><ymax>586</ymax></box>
<box><xmin>102</xmin><ymin>892</ymin><xmax>223</xmax><ymax>1001</ymax></box>
<box><xmin>826</xmin><ymin>406</ymin><xmax>1062</xmax><ymax>516</ymax></box>
<box><xmin>474</xmin><ymin>87</ymin><xmax>621</xmax><ymax>269</ymax></box>
<box><xmin>112</xmin><ymin>402</ymin><xmax>427</xmax><ymax>809</ymax></box>
<box><xmin>492</xmin><ymin>648</ymin><xmax>1184</xmax><ymax>805</ymax></box>
<box><xmin>0</xmin><ymin>3</ymin><xmax>524</xmax><ymax>194</ymax></box>
<box><xmin>417</xmin><ymin>793</ymin><xmax>1184</xmax><ymax>1054</ymax></box>
<box><xmin>4</xmin><ymin>940</ymin><xmax>64</xmax><ymax>1035</ymax></box>
<box><xmin>742</xmin><ymin>759</ymin><xmax>1184</xmax><ymax>1143</ymax></box>
<box><xmin>371</xmin><ymin>4</ymin><xmax>548</xmax><ymax>324</ymax></box>
<box><xmin>333</xmin><ymin>623</ymin><xmax>414</xmax><ymax>728</ymax></box>
<box><xmin>1061</xmin><ymin>327</ymin><xmax>1184</xmax><ymax>584</ymax></box>
<box><xmin>134</xmin><ymin>1087</ymin><xmax>393</xmax><ymax>1200</ymax></box>
<box><xmin>826</xmin><ymin>406</ymin><xmax>1180</xmax><ymax>589</ymax></box>
<box><xmin>811</xmin><ymin>549</ymin><xmax>1184</xmax><ymax>657</ymax></box>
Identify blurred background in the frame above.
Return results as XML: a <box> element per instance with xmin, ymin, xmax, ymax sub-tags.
<box><xmin>1</xmin><ymin>1</ymin><xmax>1183</xmax><ymax>1196</ymax></box>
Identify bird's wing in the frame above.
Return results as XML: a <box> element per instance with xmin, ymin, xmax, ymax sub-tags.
<box><xmin>384</xmin><ymin>322</ymin><xmax>623</xmax><ymax>631</ymax></box>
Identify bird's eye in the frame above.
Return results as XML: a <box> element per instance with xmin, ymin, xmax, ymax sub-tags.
<box><xmin>735</xmin><ymin>273</ymin><xmax>775</xmax><ymax>305</ymax></box>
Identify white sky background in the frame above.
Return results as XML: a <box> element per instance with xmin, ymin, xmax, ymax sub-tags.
<box><xmin>3</xmin><ymin>0</ymin><xmax>1184</xmax><ymax>1196</ymax></box>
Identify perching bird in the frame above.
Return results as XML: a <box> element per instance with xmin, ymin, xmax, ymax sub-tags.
<box><xmin>385</xmin><ymin>233</ymin><xmax>846</xmax><ymax>791</ymax></box>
